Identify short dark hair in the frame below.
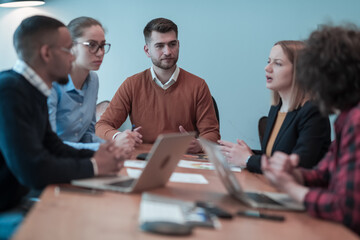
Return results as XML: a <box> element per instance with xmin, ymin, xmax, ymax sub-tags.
<box><xmin>13</xmin><ymin>15</ymin><xmax>65</xmax><ymax>63</ymax></box>
<box><xmin>143</xmin><ymin>18</ymin><xmax>178</xmax><ymax>43</ymax></box>
<box><xmin>67</xmin><ymin>16</ymin><xmax>104</xmax><ymax>40</ymax></box>
<box><xmin>296</xmin><ymin>25</ymin><xmax>360</xmax><ymax>115</ymax></box>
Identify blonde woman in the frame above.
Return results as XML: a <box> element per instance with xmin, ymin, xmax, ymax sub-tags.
<box><xmin>219</xmin><ymin>41</ymin><xmax>331</xmax><ymax>173</ymax></box>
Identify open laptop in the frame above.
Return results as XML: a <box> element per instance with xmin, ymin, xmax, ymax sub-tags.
<box><xmin>199</xmin><ymin>138</ymin><xmax>305</xmax><ymax>211</ymax></box>
<box><xmin>72</xmin><ymin>133</ymin><xmax>194</xmax><ymax>193</ymax></box>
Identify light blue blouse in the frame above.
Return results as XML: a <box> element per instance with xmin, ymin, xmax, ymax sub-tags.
<box><xmin>48</xmin><ymin>72</ymin><xmax>104</xmax><ymax>151</ymax></box>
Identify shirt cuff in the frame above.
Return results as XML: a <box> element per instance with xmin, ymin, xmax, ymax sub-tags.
<box><xmin>245</xmin><ymin>155</ymin><xmax>252</xmax><ymax>167</ymax></box>
<box><xmin>112</xmin><ymin>132</ymin><xmax>121</xmax><ymax>140</ymax></box>
<box><xmin>90</xmin><ymin>157</ymin><xmax>98</xmax><ymax>176</ymax></box>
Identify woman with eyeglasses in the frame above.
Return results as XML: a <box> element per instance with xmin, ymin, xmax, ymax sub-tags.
<box><xmin>47</xmin><ymin>17</ymin><xmax>111</xmax><ymax>150</ymax></box>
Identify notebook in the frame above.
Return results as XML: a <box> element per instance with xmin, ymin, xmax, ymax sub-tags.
<box><xmin>71</xmin><ymin>132</ymin><xmax>194</xmax><ymax>193</ymax></box>
<box><xmin>139</xmin><ymin>193</ymin><xmax>219</xmax><ymax>232</ymax></box>
<box><xmin>199</xmin><ymin>138</ymin><xmax>305</xmax><ymax>211</ymax></box>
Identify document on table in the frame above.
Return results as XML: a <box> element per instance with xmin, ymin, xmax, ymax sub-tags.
<box><xmin>139</xmin><ymin>193</ymin><xmax>220</xmax><ymax>229</ymax></box>
<box><xmin>127</xmin><ymin>168</ymin><xmax>208</xmax><ymax>184</ymax></box>
<box><xmin>178</xmin><ymin>160</ymin><xmax>242</xmax><ymax>172</ymax></box>
<box><xmin>124</xmin><ymin>160</ymin><xmax>147</xmax><ymax>168</ymax></box>
<box><xmin>124</xmin><ymin>160</ymin><xmax>241</xmax><ymax>172</ymax></box>
<box><xmin>139</xmin><ymin>199</ymin><xmax>186</xmax><ymax>223</ymax></box>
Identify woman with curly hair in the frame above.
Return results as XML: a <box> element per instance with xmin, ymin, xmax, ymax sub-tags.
<box><xmin>262</xmin><ymin>25</ymin><xmax>360</xmax><ymax>235</ymax></box>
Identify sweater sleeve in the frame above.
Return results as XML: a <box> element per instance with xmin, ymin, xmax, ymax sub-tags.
<box><xmin>0</xmin><ymin>85</ymin><xmax>94</xmax><ymax>189</ymax></box>
<box><xmin>95</xmin><ymin>79</ymin><xmax>131</xmax><ymax>140</ymax></box>
<box><xmin>196</xmin><ymin>80</ymin><xmax>220</xmax><ymax>142</ymax></box>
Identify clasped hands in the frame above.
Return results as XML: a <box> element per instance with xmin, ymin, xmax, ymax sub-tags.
<box><xmin>261</xmin><ymin>152</ymin><xmax>308</xmax><ymax>203</ymax></box>
<box><xmin>179</xmin><ymin>125</ymin><xmax>202</xmax><ymax>153</ymax></box>
<box><xmin>94</xmin><ymin>128</ymin><xmax>143</xmax><ymax>175</ymax></box>
<box><xmin>218</xmin><ymin>139</ymin><xmax>253</xmax><ymax>167</ymax></box>
<box><xmin>261</xmin><ymin>152</ymin><xmax>302</xmax><ymax>191</ymax></box>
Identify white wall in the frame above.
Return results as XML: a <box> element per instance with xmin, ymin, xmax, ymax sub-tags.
<box><xmin>1</xmin><ymin>0</ymin><xmax>359</xmax><ymax>148</ymax></box>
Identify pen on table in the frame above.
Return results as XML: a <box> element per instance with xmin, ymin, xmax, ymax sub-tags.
<box><xmin>196</xmin><ymin>201</ymin><xmax>233</xmax><ymax>219</ymax></box>
<box><xmin>237</xmin><ymin>210</ymin><xmax>285</xmax><ymax>221</ymax></box>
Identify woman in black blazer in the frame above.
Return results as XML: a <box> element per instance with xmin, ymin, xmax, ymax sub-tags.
<box><xmin>219</xmin><ymin>41</ymin><xmax>331</xmax><ymax>173</ymax></box>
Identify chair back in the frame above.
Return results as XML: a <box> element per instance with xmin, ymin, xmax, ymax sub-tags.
<box><xmin>96</xmin><ymin>100</ymin><xmax>110</xmax><ymax>122</ymax></box>
<box><xmin>258</xmin><ymin>116</ymin><xmax>268</xmax><ymax>144</ymax></box>
<box><xmin>212</xmin><ymin>96</ymin><xmax>220</xmax><ymax>125</ymax></box>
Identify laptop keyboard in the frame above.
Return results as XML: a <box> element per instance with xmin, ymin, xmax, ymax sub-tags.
<box><xmin>245</xmin><ymin>192</ymin><xmax>282</xmax><ymax>205</ymax></box>
<box><xmin>107</xmin><ymin>179</ymin><xmax>135</xmax><ymax>188</ymax></box>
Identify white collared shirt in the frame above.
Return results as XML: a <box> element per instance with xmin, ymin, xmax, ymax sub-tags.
<box><xmin>12</xmin><ymin>60</ymin><xmax>51</xmax><ymax>97</ymax></box>
<box><xmin>150</xmin><ymin>65</ymin><xmax>180</xmax><ymax>90</ymax></box>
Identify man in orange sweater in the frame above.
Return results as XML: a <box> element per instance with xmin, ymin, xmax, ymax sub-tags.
<box><xmin>96</xmin><ymin>18</ymin><xmax>220</xmax><ymax>153</ymax></box>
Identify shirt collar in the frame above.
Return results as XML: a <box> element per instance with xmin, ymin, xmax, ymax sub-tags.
<box><xmin>150</xmin><ymin>65</ymin><xmax>180</xmax><ymax>90</ymax></box>
<box><xmin>64</xmin><ymin>74</ymin><xmax>76</xmax><ymax>91</ymax></box>
<box><xmin>12</xmin><ymin>59</ymin><xmax>52</xmax><ymax>97</ymax></box>
<box><xmin>65</xmin><ymin>74</ymin><xmax>90</xmax><ymax>96</ymax></box>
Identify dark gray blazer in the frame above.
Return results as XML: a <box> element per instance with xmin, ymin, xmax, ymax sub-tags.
<box><xmin>247</xmin><ymin>101</ymin><xmax>331</xmax><ymax>173</ymax></box>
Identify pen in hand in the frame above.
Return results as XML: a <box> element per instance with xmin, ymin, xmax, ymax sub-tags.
<box><xmin>237</xmin><ymin>210</ymin><xmax>285</xmax><ymax>221</ymax></box>
<box><xmin>130</xmin><ymin>124</ymin><xmax>143</xmax><ymax>146</ymax></box>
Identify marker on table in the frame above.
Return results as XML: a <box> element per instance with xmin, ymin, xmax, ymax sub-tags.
<box><xmin>237</xmin><ymin>210</ymin><xmax>285</xmax><ymax>221</ymax></box>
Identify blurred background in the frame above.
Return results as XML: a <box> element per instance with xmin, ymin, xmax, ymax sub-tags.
<box><xmin>1</xmin><ymin>0</ymin><xmax>359</xmax><ymax>148</ymax></box>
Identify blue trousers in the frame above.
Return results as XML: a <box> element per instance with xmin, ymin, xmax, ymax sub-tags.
<box><xmin>0</xmin><ymin>212</ymin><xmax>24</xmax><ymax>240</ymax></box>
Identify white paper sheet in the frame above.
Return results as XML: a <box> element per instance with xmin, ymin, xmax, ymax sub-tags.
<box><xmin>124</xmin><ymin>160</ymin><xmax>241</xmax><ymax>172</ymax></box>
<box><xmin>124</xmin><ymin>160</ymin><xmax>147</xmax><ymax>168</ymax></box>
<box><xmin>170</xmin><ymin>172</ymin><xmax>208</xmax><ymax>184</ymax></box>
<box><xmin>126</xmin><ymin>168</ymin><xmax>208</xmax><ymax>184</ymax></box>
<box><xmin>139</xmin><ymin>200</ymin><xmax>185</xmax><ymax>223</ymax></box>
<box><xmin>178</xmin><ymin>160</ymin><xmax>241</xmax><ymax>172</ymax></box>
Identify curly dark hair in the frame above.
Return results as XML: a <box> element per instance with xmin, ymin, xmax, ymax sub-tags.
<box><xmin>296</xmin><ymin>25</ymin><xmax>360</xmax><ymax>115</ymax></box>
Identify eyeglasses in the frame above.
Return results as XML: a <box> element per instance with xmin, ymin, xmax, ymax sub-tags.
<box><xmin>50</xmin><ymin>45</ymin><xmax>73</xmax><ymax>55</ymax></box>
<box><xmin>74</xmin><ymin>41</ymin><xmax>111</xmax><ymax>54</ymax></box>
<box><xmin>59</xmin><ymin>47</ymin><xmax>73</xmax><ymax>54</ymax></box>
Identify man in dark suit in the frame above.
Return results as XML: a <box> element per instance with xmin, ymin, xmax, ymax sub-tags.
<box><xmin>0</xmin><ymin>15</ymin><xmax>134</xmax><ymax>239</ymax></box>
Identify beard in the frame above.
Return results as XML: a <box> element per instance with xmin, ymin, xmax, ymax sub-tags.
<box><xmin>151</xmin><ymin>56</ymin><xmax>178</xmax><ymax>70</ymax></box>
<box><xmin>56</xmin><ymin>75</ymin><xmax>69</xmax><ymax>85</ymax></box>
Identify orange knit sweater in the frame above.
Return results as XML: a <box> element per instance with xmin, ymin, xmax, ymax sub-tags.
<box><xmin>95</xmin><ymin>68</ymin><xmax>220</xmax><ymax>143</ymax></box>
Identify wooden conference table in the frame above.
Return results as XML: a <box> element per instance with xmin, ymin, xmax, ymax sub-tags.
<box><xmin>12</xmin><ymin>144</ymin><xmax>359</xmax><ymax>240</ymax></box>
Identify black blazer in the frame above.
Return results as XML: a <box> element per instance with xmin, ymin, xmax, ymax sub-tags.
<box><xmin>246</xmin><ymin>101</ymin><xmax>331</xmax><ymax>173</ymax></box>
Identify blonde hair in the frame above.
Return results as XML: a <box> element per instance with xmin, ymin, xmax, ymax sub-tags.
<box><xmin>271</xmin><ymin>41</ymin><xmax>309</xmax><ymax>111</ymax></box>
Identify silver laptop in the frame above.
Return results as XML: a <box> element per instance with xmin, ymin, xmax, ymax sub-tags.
<box><xmin>72</xmin><ymin>133</ymin><xmax>194</xmax><ymax>193</ymax></box>
<box><xmin>199</xmin><ymin>138</ymin><xmax>305</xmax><ymax>211</ymax></box>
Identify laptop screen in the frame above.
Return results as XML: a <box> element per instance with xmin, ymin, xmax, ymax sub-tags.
<box><xmin>198</xmin><ymin>138</ymin><xmax>245</xmax><ymax>197</ymax></box>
